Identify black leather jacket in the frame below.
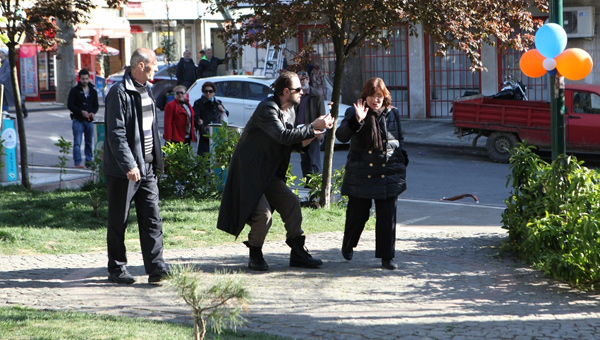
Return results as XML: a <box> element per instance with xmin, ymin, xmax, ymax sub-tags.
<box><xmin>217</xmin><ymin>96</ymin><xmax>316</xmax><ymax>237</ymax></box>
<box><xmin>103</xmin><ymin>71</ymin><xmax>164</xmax><ymax>179</ymax></box>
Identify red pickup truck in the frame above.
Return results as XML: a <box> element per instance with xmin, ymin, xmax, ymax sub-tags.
<box><xmin>452</xmin><ymin>84</ymin><xmax>600</xmax><ymax>162</ymax></box>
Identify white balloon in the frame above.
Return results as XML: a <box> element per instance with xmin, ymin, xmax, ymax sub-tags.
<box><xmin>543</xmin><ymin>58</ymin><xmax>557</xmax><ymax>71</ymax></box>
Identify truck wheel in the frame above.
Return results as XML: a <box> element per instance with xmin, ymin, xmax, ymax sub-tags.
<box><xmin>486</xmin><ymin>132</ymin><xmax>519</xmax><ymax>163</ymax></box>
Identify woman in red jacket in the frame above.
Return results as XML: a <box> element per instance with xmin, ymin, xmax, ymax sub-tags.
<box><xmin>163</xmin><ymin>85</ymin><xmax>195</xmax><ymax>144</ymax></box>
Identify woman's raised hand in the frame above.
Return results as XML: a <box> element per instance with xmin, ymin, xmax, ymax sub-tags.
<box><xmin>353</xmin><ymin>98</ymin><xmax>368</xmax><ymax>122</ymax></box>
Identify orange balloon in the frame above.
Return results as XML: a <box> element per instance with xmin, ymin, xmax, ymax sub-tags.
<box><xmin>555</xmin><ymin>48</ymin><xmax>593</xmax><ymax>81</ymax></box>
<box><xmin>519</xmin><ymin>49</ymin><xmax>546</xmax><ymax>78</ymax></box>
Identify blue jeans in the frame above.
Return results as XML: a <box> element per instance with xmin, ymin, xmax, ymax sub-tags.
<box><xmin>72</xmin><ymin>119</ymin><xmax>94</xmax><ymax>166</ymax></box>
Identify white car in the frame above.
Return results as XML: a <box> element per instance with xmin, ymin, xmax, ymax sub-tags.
<box><xmin>187</xmin><ymin>75</ymin><xmax>349</xmax><ymax>143</ymax></box>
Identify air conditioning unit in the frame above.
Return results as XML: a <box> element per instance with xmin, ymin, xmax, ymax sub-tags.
<box><xmin>563</xmin><ymin>6</ymin><xmax>595</xmax><ymax>38</ymax></box>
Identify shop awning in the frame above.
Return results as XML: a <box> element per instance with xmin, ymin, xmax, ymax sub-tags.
<box><xmin>73</xmin><ymin>39</ymin><xmax>120</xmax><ymax>56</ymax></box>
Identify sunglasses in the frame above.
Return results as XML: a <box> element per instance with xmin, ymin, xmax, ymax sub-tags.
<box><xmin>289</xmin><ymin>87</ymin><xmax>303</xmax><ymax>93</ymax></box>
<box><xmin>202</xmin><ymin>89</ymin><xmax>215</xmax><ymax>94</ymax></box>
<box><xmin>175</xmin><ymin>91</ymin><xmax>185</xmax><ymax>95</ymax></box>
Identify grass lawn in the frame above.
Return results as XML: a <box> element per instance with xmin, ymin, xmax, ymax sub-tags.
<box><xmin>0</xmin><ymin>185</ymin><xmax>365</xmax><ymax>255</ymax></box>
<box><xmin>0</xmin><ymin>306</ymin><xmax>291</xmax><ymax>340</ymax></box>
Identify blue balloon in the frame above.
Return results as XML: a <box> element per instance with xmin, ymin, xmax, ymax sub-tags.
<box><xmin>535</xmin><ymin>23</ymin><xmax>568</xmax><ymax>59</ymax></box>
<box><xmin>547</xmin><ymin>68</ymin><xmax>558</xmax><ymax>76</ymax></box>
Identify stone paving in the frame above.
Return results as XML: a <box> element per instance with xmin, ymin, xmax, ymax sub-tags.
<box><xmin>2</xmin><ymin>200</ymin><xmax>600</xmax><ymax>339</ymax></box>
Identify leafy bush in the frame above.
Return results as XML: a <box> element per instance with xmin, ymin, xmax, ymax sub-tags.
<box><xmin>502</xmin><ymin>144</ymin><xmax>600</xmax><ymax>288</ymax></box>
<box><xmin>159</xmin><ymin>124</ymin><xmax>241</xmax><ymax>199</ymax></box>
<box><xmin>298</xmin><ymin>166</ymin><xmax>347</xmax><ymax>207</ymax></box>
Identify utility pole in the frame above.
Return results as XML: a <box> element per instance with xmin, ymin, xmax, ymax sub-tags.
<box><xmin>549</xmin><ymin>0</ymin><xmax>565</xmax><ymax>160</ymax></box>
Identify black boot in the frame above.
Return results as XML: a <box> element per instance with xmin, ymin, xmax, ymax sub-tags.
<box><xmin>341</xmin><ymin>235</ymin><xmax>353</xmax><ymax>260</ymax></box>
<box><xmin>285</xmin><ymin>235</ymin><xmax>323</xmax><ymax>268</ymax></box>
<box><xmin>243</xmin><ymin>241</ymin><xmax>269</xmax><ymax>271</ymax></box>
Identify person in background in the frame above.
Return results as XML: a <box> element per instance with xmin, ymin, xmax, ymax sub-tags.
<box><xmin>310</xmin><ymin>63</ymin><xmax>326</xmax><ymax>100</ymax></box>
<box><xmin>103</xmin><ymin>47</ymin><xmax>169</xmax><ymax>284</ymax></box>
<box><xmin>175</xmin><ymin>50</ymin><xmax>197</xmax><ymax>89</ymax></box>
<box><xmin>199</xmin><ymin>50</ymin><xmax>207</xmax><ymax>61</ymax></box>
<box><xmin>335</xmin><ymin>77</ymin><xmax>408</xmax><ymax>270</ymax></box>
<box><xmin>67</xmin><ymin>69</ymin><xmax>99</xmax><ymax>169</ymax></box>
<box><xmin>163</xmin><ymin>85</ymin><xmax>195</xmax><ymax>145</ymax></box>
<box><xmin>216</xmin><ymin>71</ymin><xmax>334</xmax><ymax>271</ymax></box>
<box><xmin>295</xmin><ymin>71</ymin><xmax>326</xmax><ymax>183</ymax></box>
<box><xmin>192</xmin><ymin>81</ymin><xmax>228</xmax><ymax>156</ymax></box>
<box><xmin>197</xmin><ymin>48</ymin><xmax>228</xmax><ymax>78</ymax></box>
<box><xmin>0</xmin><ymin>47</ymin><xmax>27</xmax><ymax>117</ymax></box>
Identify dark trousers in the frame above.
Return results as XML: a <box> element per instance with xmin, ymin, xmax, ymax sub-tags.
<box><xmin>300</xmin><ymin>138</ymin><xmax>322</xmax><ymax>179</ymax></box>
<box><xmin>106</xmin><ymin>164</ymin><xmax>166</xmax><ymax>274</ymax></box>
<box><xmin>246</xmin><ymin>177</ymin><xmax>304</xmax><ymax>247</ymax></box>
<box><xmin>342</xmin><ymin>195</ymin><xmax>397</xmax><ymax>259</ymax></box>
<box><xmin>197</xmin><ymin>137</ymin><xmax>210</xmax><ymax>156</ymax></box>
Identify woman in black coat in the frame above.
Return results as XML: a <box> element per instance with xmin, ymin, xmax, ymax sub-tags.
<box><xmin>335</xmin><ymin>77</ymin><xmax>408</xmax><ymax>270</ymax></box>
<box><xmin>192</xmin><ymin>81</ymin><xmax>229</xmax><ymax>156</ymax></box>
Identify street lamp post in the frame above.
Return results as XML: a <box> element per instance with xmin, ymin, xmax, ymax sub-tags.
<box><xmin>549</xmin><ymin>0</ymin><xmax>566</xmax><ymax>160</ymax></box>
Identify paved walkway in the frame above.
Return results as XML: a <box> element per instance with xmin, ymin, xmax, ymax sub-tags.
<box><xmin>2</xmin><ymin>200</ymin><xmax>599</xmax><ymax>339</ymax></box>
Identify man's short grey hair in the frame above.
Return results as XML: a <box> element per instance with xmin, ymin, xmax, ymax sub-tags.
<box><xmin>130</xmin><ymin>48</ymin><xmax>152</xmax><ymax>66</ymax></box>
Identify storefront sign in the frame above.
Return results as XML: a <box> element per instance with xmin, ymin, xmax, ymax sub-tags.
<box><xmin>19</xmin><ymin>44</ymin><xmax>38</xmax><ymax>97</ymax></box>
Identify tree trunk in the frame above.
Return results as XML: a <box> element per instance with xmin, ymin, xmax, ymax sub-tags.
<box><xmin>320</xmin><ymin>39</ymin><xmax>347</xmax><ymax>209</ymax></box>
<box><xmin>6</xmin><ymin>45</ymin><xmax>30</xmax><ymax>189</ymax></box>
<box><xmin>56</xmin><ymin>20</ymin><xmax>76</xmax><ymax>105</ymax></box>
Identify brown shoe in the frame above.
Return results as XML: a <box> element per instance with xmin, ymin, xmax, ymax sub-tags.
<box><xmin>74</xmin><ymin>165</ymin><xmax>86</xmax><ymax>169</ymax></box>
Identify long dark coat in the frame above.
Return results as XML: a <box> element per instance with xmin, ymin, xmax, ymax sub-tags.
<box><xmin>335</xmin><ymin>106</ymin><xmax>407</xmax><ymax>199</ymax></box>
<box><xmin>216</xmin><ymin>96</ymin><xmax>317</xmax><ymax>237</ymax></box>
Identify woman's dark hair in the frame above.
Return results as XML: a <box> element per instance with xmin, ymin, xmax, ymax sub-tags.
<box><xmin>271</xmin><ymin>71</ymin><xmax>297</xmax><ymax>96</ymax></box>
<box><xmin>359</xmin><ymin>77</ymin><xmax>392</xmax><ymax>108</ymax></box>
<box><xmin>202</xmin><ymin>81</ymin><xmax>216</xmax><ymax>93</ymax></box>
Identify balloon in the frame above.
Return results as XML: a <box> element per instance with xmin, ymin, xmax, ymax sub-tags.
<box><xmin>542</xmin><ymin>58</ymin><xmax>556</xmax><ymax>71</ymax></box>
<box><xmin>519</xmin><ymin>49</ymin><xmax>546</xmax><ymax>78</ymax></box>
<box><xmin>547</xmin><ymin>68</ymin><xmax>558</xmax><ymax>76</ymax></box>
<box><xmin>535</xmin><ymin>23</ymin><xmax>568</xmax><ymax>59</ymax></box>
<box><xmin>555</xmin><ymin>48</ymin><xmax>594</xmax><ymax>81</ymax></box>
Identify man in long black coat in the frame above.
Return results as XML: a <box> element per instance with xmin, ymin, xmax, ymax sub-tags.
<box><xmin>216</xmin><ymin>71</ymin><xmax>334</xmax><ymax>271</ymax></box>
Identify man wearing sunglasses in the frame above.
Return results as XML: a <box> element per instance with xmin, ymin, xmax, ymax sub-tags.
<box><xmin>216</xmin><ymin>71</ymin><xmax>335</xmax><ymax>271</ymax></box>
<box><xmin>192</xmin><ymin>81</ymin><xmax>228</xmax><ymax>156</ymax></box>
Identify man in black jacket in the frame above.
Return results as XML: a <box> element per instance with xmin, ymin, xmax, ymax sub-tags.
<box><xmin>197</xmin><ymin>48</ymin><xmax>228</xmax><ymax>78</ymax></box>
<box><xmin>104</xmin><ymin>47</ymin><xmax>168</xmax><ymax>285</ymax></box>
<box><xmin>216</xmin><ymin>71</ymin><xmax>334</xmax><ymax>271</ymax></box>
<box><xmin>67</xmin><ymin>69</ymin><xmax>99</xmax><ymax>168</ymax></box>
<box><xmin>175</xmin><ymin>50</ymin><xmax>196</xmax><ymax>88</ymax></box>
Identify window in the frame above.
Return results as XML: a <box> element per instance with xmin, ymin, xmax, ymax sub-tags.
<box><xmin>216</xmin><ymin>81</ymin><xmax>242</xmax><ymax>99</ymax></box>
<box><xmin>245</xmin><ymin>83</ymin><xmax>272</xmax><ymax>100</ymax></box>
<box><xmin>573</xmin><ymin>92</ymin><xmax>600</xmax><ymax>114</ymax></box>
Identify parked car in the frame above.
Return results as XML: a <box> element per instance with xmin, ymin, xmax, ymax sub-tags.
<box><xmin>103</xmin><ymin>63</ymin><xmax>175</xmax><ymax>108</ymax></box>
<box><xmin>187</xmin><ymin>75</ymin><xmax>349</xmax><ymax>143</ymax></box>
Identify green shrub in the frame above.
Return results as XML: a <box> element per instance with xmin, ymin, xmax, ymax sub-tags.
<box><xmin>502</xmin><ymin>144</ymin><xmax>600</xmax><ymax>288</ymax></box>
<box><xmin>298</xmin><ymin>165</ymin><xmax>347</xmax><ymax>208</ymax></box>
<box><xmin>159</xmin><ymin>123</ymin><xmax>241</xmax><ymax>199</ymax></box>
